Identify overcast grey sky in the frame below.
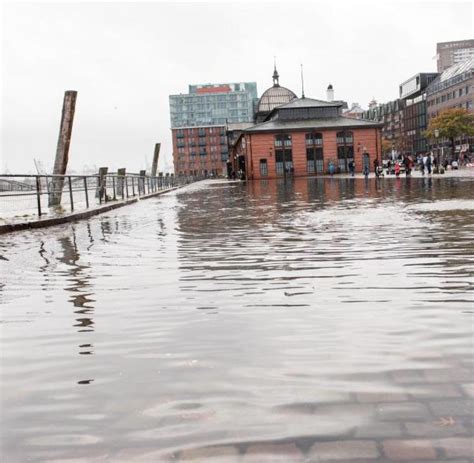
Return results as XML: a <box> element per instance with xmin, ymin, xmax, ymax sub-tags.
<box><xmin>1</xmin><ymin>0</ymin><xmax>472</xmax><ymax>174</ymax></box>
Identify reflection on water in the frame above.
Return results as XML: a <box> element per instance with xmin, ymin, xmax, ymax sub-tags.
<box><xmin>1</xmin><ymin>177</ymin><xmax>473</xmax><ymax>462</ymax></box>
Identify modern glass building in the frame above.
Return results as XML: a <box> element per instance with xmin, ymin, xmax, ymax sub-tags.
<box><xmin>169</xmin><ymin>82</ymin><xmax>258</xmax><ymax>128</ymax></box>
<box><xmin>169</xmin><ymin>82</ymin><xmax>258</xmax><ymax>176</ymax></box>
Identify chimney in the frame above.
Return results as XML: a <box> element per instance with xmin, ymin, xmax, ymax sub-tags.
<box><xmin>327</xmin><ymin>84</ymin><xmax>334</xmax><ymax>102</ymax></box>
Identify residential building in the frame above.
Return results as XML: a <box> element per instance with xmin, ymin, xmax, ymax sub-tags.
<box><xmin>362</xmin><ymin>99</ymin><xmax>406</xmax><ymax>156</ymax></box>
<box><xmin>437</xmin><ymin>40</ymin><xmax>474</xmax><ymax>72</ymax></box>
<box><xmin>230</xmin><ymin>97</ymin><xmax>382</xmax><ymax>180</ymax></box>
<box><xmin>169</xmin><ymin>82</ymin><xmax>258</xmax><ymax>176</ymax></box>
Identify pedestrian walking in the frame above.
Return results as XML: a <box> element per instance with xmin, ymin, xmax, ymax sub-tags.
<box><xmin>373</xmin><ymin>158</ymin><xmax>380</xmax><ymax>177</ymax></box>
<box><xmin>426</xmin><ymin>154</ymin><xmax>432</xmax><ymax>174</ymax></box>
<box><xmin>348</xmin><ymin>160</ymin><xmax>355</xmax><ymax>176</ymax></box>
<box><xmin>328</xmin><ymin>160</ymin><xmax>335</xmax><ymax>176</ymax></box>
<box><xmin>394</xmin><ymin>162</ymin><xmax>400</xmax><ymax>177</ymax></box>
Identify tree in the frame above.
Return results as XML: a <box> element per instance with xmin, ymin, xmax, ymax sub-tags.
<box><xmin>425</xmin><ymin>108</ymin><xmax>474</xmax><ymax>155</ymax></box>
<box><xmin>381</xmin><ymin>139</ymin><xmax>392</xmax><ymax>157</ymax></box>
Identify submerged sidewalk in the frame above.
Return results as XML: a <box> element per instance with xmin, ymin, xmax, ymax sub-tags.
<box><xmin>0</xmin><ymin>186</ymin><xmax>180</xmax><ymax>234</ymax></box>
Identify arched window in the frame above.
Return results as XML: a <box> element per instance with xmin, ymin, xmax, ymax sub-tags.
<box><xmin>336</xmin><ymin>131</ymin><xmax>354</xmax><ymax>173</ymax></box>
<box><xmin>306</xmin><ymin>133</ymin><xmax>324</xmax><ymax>174</ymax></box>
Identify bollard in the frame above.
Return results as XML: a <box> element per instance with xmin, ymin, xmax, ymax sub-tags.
<box><xmin>112</xmin><ymin>176</ymin><xmax>116</xmax><ymax>200</ymax></box>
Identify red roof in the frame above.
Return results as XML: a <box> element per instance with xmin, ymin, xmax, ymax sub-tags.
<box><xmin>196</xmin><ymin>86</ymin><xmax>231</xmax><ymax>94</ymax></box>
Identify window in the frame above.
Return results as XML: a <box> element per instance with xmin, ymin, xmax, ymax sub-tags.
<box><xmin>306</xmin><ymin>148</ymin><xmax>324</xmax><ymax>174</ymax></box>
<box><xmin>305</xmin><ymin>132</ymin><xmax>323</xmax><ymax>146</ymax></box>
<box><xmin>274</xmin><ymin>134</ymin><xmax>292</xmax><ymax>147</ymax></box>
<box><xmin>336</xmin><ymin>131</ymin><xmax>354</xmax><ymax>173</ymax></box>
<box><xmin>459</xmin><ymin>88</ymin><xmax>463</xmax><ymax>97</ymax></box>
<box><xmin>259</xmin><ymin>159</ymin><xmax>268</xmax><ymax>177</ymax></box>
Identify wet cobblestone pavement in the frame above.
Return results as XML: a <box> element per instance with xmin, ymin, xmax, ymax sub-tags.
<box><xmin>1</xmin><ymin>176</ymin><xmax>473</xmax><ymax>462</ymax></box>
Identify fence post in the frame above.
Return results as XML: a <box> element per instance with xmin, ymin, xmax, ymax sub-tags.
<box><xmin>132</xmin><ymin>176</ymin><xmax>135</xmax><ymax>196</ymax></box>
<box><xmin>36</xmin><ymin>176</ymin><xmax>42</xmax><ymax>217</ymax></box>
<box><xmin>125</xmin><ymin>176</ymin><xmax>129</xmax><ymax>198</ymax></box>
<box><xmin>84</xmin><ymin>177</ymin><xmax>89</xmax><ymax>208</ymax></box>
<box><xmin>68</xmin><ymin>176</ymin><xmax>74</xmax><ymax>211</ymax></box>
<box><xmin>112</xmin><ymin>176</ymin><xmax>116</xmax><ymax>200</ymax></box>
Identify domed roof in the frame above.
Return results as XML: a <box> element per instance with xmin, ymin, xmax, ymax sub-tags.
<box><xmin>257</xmin><ymin>65</ymin><xmax>297</xmax><ymax>113</ymax></box>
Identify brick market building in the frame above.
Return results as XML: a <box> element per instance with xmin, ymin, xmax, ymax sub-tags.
<box><xmin>169</xmin><ymin>82</ymin><xmax>258</xmax><ymax>176</ymax></box>
<box><xmin>231</xmin><ymin>97</ymin><xmax>382</xmax><ymax>180</ymax></box>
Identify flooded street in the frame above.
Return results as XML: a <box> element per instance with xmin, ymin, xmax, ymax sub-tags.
<box><xmin>1</xmin><ymin>176</ymin><xmax>473</xmax><ymax>462</ymax></box>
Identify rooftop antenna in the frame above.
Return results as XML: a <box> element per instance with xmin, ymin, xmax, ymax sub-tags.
<box><xmin>300</xmin><ymin>63</ymin><xmax>305</xmax><ymax>98</ymax></box>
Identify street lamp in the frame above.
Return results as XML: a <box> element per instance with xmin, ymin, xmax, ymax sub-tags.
<box><xmin>434</xmin><ymin>129</ymin><xmax>440</xmax><ymax>165</ymax></box>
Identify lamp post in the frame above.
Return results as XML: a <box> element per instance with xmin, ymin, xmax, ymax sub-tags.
<box><xmin>434</xmin><ymin>129</ymin><xmax>440</xmax><ymax>166</ymax></box>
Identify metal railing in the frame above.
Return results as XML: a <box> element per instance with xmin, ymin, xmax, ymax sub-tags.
<box><xmin>0</xmin><ymin>173</ymin><xmax>197</xmax><ymax>220</ymax></box>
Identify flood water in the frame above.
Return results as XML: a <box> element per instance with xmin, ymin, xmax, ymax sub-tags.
<box><xmin>1</xmin><ymin>176</ymin><xmax>473</xmax><ymax>462</ymax></box>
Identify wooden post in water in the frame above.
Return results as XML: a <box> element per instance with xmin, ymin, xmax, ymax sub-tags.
<box><xmin>49</xmin><ymin>91</ymin><xmax>77</xmax><ymax>206</ymax></box>
<box><xmin>139</xmin><ymin>169</ymin><xmax>146</xmax><ymax>195</ymax></box>
<box><xmin>95</xmin><ymin>167</ymin><xmax>108</xmax><ymax>203</ymax></box>
<box><xmin>151</xmin><ymin>143</ymin><xmax>160</xmax><ymax>190</ymax></box>
<box><xmin>151</xmin><ymin>143</ymin><xmax>160</xmax><ymax>177</ymax></box>
<box><xmin>117</xmin><ymin>168</ymin><xmax>126</xmax><ymax>199</ymax></box>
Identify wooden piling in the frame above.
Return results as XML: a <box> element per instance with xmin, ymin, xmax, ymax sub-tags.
<box><xmin>117</xmin><ymin>168</ymin><xmax>126</xmax><ymax>198</ymax></box>
<box><xmin>49</xmin><ymin>91</ymin><xmax>77</xmax><ymax>206</ymax></box>
<box><xmin>96</xmin><ymin>167</ymin><xmax>108</xmax><ymax>203</ymax></box>
<box><xmin>151</xmin><ymin>143</ymin><xmax>160</xmax><ymax>177</ymax></box>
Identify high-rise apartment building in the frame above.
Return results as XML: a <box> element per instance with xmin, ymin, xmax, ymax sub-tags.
<box><xmin>437</xmin><ymin>40</ymin><xmax>474</xmax><ymax>72</ymax></box>
<box><xmin>169</xmin><ymin>82</ymin><xmax>258</xmax><ymax>176</ymax></box>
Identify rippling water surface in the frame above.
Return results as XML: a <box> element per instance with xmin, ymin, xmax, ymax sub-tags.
<box><xmin>1</xmin><ymin>177</ymin><xmax>473</xmax><ymax>462</ymax></box>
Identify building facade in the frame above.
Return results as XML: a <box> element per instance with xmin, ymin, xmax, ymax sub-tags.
<box><xmin>231</xmin><ymin>97</ymin><xmax>382</xmax><ymax>180</ymax></box>
<box><xmin>362</xmin><ymin>99</ymin><xmax>406</xmax><ymax>156</ymax></box>
<box><xmin>437</xmin><ymin>40</ymin><xmax>474</xmax><ymax>72</ymax></box>
<box><xmin>169</xmin><ymin>82</ymin><xmax>258</xmax><ymax>176</ymax></box>
<box><xmin>426</xmin><ymin>58</ymin><xmax>473</xmax><ymax>117</ymax></box>
<box><xmin>426</xmin><ymin>58</ymin><xmax>474</xmax><ymax>158</ymax></box>
<box><xmin>344</xmin><ymin>102</ymin><xmax>366</xmax><ymax>119</ymax></box>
